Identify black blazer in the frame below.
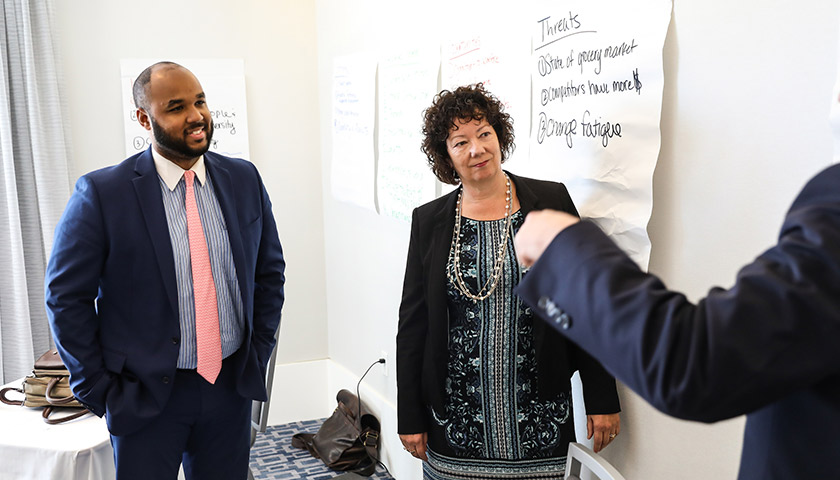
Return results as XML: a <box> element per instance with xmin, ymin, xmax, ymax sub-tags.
<box><xmin>517</xmin><ymin>164</ymin><xmax>840</xmax><ymax>479</ymax></box>
<box><xmin>397</xmin><ymin>172</ymin><xmax>620</xmax><ymax>434</ymax></box>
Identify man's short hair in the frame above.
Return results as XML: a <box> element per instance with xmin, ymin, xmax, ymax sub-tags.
<box><xmin>132</xmin><ymin>61</ymin><xmax>181</xmax><ymax>111</ymax></box>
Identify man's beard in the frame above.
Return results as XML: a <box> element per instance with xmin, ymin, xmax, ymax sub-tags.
<box><xmin>150</xmin><ymin>116</ymin><xmax>213</xmax><ymax>159</ymax></box>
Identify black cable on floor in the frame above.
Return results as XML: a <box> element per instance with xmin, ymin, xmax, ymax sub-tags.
<box><xmin>356</xmin><ymin>358</ymin><xmax>392</xmax><ymax>478</ymax></box>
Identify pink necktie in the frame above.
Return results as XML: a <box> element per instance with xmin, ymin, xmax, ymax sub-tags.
<box><xmin>184</xmin><ymin>170</ymin><xmax>222</xmax><ymax>384</ymax></box>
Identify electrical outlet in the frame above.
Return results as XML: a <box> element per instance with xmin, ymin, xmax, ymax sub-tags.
<box><xmin>380</xmin><ymin>350</ymin><xmax>388</xmax><ymax>377</ymax></box>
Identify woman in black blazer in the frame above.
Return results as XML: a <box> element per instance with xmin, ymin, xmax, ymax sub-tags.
<box><xmin>396</xmin><ymin>84</ymin><xmax>621</xmax><ymax>479</ymax></box>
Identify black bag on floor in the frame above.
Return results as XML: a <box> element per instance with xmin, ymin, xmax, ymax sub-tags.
<box><xmin>291</xmin><ymin>389</ymin><xmax>381</xmax><ymax>476</ymax></box>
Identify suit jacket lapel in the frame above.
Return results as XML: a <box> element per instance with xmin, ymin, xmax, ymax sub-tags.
<box><xmin>509</xmin><ymin>171</ymin><xmax>540</xmax><ymax>215</ymax></box>
<box><xmin>204</xmin><ymin>153</ymin><xmax>251</xmax><ymax>320</ymax></box>
<box><xmin>431</xmin><ymin>188</ymin><xmax>458</xmax><ymax>241</ymax></box>
<box><xmin>131</xmin><ymin>149</ymin><xmax>179</xmax><ymax>314</ymax></box>
<box><xmin>430</xmin><ymin>188</ymin><xmax>459</xmax><ymax>306</ymax></box>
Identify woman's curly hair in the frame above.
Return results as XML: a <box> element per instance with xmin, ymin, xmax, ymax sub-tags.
<box><xmin>421</xmin><ymin>83</ymin><xmax>515</xmax><ymax>185</ymax></box>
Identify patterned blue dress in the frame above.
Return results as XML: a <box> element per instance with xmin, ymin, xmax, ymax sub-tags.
<box><xmin>423</xmin><ymin>211</ymin><xmax>570</xmax><ymax>480</ymax></box>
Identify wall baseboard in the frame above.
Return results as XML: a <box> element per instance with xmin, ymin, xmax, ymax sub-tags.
<box><xmin>266</xmin><ymin>359</ymin><xmax>333</xmax><ymax>425</ymax></box>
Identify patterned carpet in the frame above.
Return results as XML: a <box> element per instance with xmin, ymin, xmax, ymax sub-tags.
<box><xmin>249</xmin><ymin>418</ymin><xmax>395</xmax><ymax>479</ymax></box>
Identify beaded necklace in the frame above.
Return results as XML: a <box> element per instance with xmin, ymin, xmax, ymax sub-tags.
<box><xmin>446</xmin><ymin>174</ymin><xmax>513</xmax><ymax>302</ymax></box>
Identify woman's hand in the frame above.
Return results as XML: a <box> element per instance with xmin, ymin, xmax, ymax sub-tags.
<box><xmin>399</xmin><ymin>432</ymin><xmax>429</xmax><ymax>461</ymax></box>
<box><xmin>587</xmin><ymin>413</ymin><xmax>621</xmax><ymax>453</ymax></box>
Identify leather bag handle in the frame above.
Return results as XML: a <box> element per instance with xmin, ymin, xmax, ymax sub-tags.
<box><xmin>42</xmin><ymin>406</ymin><xmax>90</xmax><ymax>425</ymax></box>
<box><xmin>45</xmin><ymin>377</ymin><xmax>78</xmax><ymax>406</ymax></box>
<box><xmin>0</xmin><ymin>386</ymin><xmax>24</xmax><ymax>406</ymax></box>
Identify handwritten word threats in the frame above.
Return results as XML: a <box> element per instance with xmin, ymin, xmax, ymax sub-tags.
<box><xmin>537</xmin><ymin>12</ymin><xmax>583</xmax><ymax>46</ymax></box>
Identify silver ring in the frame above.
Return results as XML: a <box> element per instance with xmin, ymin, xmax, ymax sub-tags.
<box><xmin>609</xmin><ymin>433</ymin><xmax>617</xmax><ymax>439</ymax></box>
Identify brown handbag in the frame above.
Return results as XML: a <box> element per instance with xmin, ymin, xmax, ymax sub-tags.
<box><xmin>0</xmin><ymin>350</ymin><xmax>91</xmax><ymax>424</ymax></box>
<box><xmin>291</xmin><ymin>389</ymin><xmax>381</xmax><ymax>476</ymax></box>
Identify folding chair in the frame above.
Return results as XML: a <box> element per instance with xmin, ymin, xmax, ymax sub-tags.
<box><xmin>564</xmin><ymin>442</ymin><xmax>626</xmax><ymax>480</ymax></box>
<box><xmin>247</xmin><ymin>328</ymin><xmax>281</xmax><ymax>480</ymax></box>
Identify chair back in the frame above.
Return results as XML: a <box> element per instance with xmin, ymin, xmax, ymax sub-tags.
<box><xmin>250</xmin><ymin>326</ymin><xmax>281</xmax><ymax>445</ymax></box>
<box><xmin>247</xmin><ymin>328</ymin><xmax>281</xmax><ymax>480</ymax></box>
<box><xmin>563</xmin><ymin>442</ymin><xmax>626</xmax><ymax>480</ymax></box>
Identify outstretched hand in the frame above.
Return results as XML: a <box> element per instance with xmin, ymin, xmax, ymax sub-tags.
<box><xmin>514</xmin><ymin>210</ymin><xmax>580</xmax><ymax>267</ymax></box>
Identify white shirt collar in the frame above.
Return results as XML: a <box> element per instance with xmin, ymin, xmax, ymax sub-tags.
<box><xmin>151</xmin><ymin>148</ymin><xmax>207</xmax><ymax>191</ymax></box>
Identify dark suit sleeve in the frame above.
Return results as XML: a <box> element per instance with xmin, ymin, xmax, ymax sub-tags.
<box><xmin>516</xmin><ymin>200</ymin><xmax>840</xmax><ymax>422</ymax></box>
<box><xmin>45</xmin><ymin>176</ymin><xmax>113</xmax><ymax>416</ymax></box>
<box><xmin>396</xmin><ymin>208</ymin><xmax>429</xmax><ymax>434</ymax></box>
<box><xmin>250</xmin><ymin>172</ymin><xmax>285</xmax><ymax>369</ymax></box>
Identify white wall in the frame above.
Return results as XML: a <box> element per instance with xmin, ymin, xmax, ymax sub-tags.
<box><xmin>316</xmin><ymin>1</ymin><xmax>840</xmax><ymax>480</ymax></box>
<box><xmin>53</xmin><ymin>0</ymin><xmax>327</xmax><ymax>369</ymax></box>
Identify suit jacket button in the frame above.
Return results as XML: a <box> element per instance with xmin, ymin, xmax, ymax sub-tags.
<box><xmin>171</xmin><ymin>337</ymin><xmax>180</xmax><ymax>345</ymax></box>
<box><xmin>557</xmin><ymin>312</ymin><xmax>572</xmax><ymax>330</ymax></box>
<box><xmin>162</xmin><ymin>376</ymin><xmax>170</xmax><ymax>384</ymax></box>
<box><xmin>539</xmin><ymin>297</ymin><xmax>560</xmax><ymax>318</ymax></box>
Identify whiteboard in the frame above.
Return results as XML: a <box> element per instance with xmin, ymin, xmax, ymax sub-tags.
<box><xmin>377</xmin><ymin>47</ymin><xmax>439</xmax><ymax>221</ymax></box>
<box><xmin>330</xmin><ymin>53</ymin><xmax>377</xmax><ymax>211</ymax></box>
<box><xmin>524</xmin><ymin>0</ymin><xmax>672</xmax><ymax>269</ymax></box>
<box><xmin>440</xmin><ymin>30</ymin><xmax>531</xmax><ymax>176</ymax></box>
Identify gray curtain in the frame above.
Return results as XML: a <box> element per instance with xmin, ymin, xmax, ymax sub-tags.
<box><xmin>0</xmin><ymin>0</ymin><xmax>72</xmax><ymax>384</ymax></box>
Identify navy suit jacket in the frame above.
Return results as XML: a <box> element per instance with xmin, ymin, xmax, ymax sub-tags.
<box><xmin>517</xmin><ymin>164</ymin><xmax>840</xmax><ymax>479</ymax></box>
<box><xmin>45</xmin><ymin>148</ymin><xmax>285</xmax><ymax>436</ymax></box>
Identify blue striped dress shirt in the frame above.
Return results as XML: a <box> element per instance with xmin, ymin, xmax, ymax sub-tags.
<box><xmin>153</xmin><ymin>150</ymin><xmax>244</xmax><ymax>369</ymax></box>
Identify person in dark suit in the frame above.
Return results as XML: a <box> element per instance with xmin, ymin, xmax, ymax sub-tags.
<box><xmin>513</xmin><ymin>163</ymin><xmax>840</xmax><ymax>479</ymax></box>
<box><xmin>397</xmin><ymin>84</ymin><xmax>620</xmax><ymax>479</ymax></box>
<box><xmin>45</xmin><ymin>62</ymin><xmax>285</xmax><ymax>480</ymax></box>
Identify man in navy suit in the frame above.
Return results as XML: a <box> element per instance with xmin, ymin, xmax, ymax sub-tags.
<box><xmin>512</xmin><ymin>164</ymin><xmax>840</xmax><ymax>479</ymax></box>
<box><xmin>45</xmin><ymin>62</ymin><xmax>285</xmax><ymax>479</ymax></box>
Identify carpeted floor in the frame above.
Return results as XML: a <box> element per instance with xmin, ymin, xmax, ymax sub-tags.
<box><xmin>249</xmin><ymin>418</ymin><xmax>395</xmax><ymax>479</ymax></box>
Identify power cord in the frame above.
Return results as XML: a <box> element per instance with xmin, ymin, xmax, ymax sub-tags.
<box><xmin>356</xmin><ymin>357</ymin><xmax>391</xmax><ymax>477</ymax></box>
<box><xmin>356</xmin><ymin>357</ymin><xmax>385</xmax><ymax>423</ymax></box>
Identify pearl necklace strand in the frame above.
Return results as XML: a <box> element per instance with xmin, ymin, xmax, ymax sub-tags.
<box><xmin>446</xmin><ymin>174</ymin><xmax>513</xmax><ymax>302</ymax></box>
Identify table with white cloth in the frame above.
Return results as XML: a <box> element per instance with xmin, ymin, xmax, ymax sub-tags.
<box><xmin>0</xmin><ymin>378</ymin><xmax>115</xmax><ymax>480</ymax></box>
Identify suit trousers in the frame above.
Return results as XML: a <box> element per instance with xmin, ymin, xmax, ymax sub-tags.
<box><xmin>109</xmin><ymin>355</ymin><xmax>251</xmax><ymax>480</ymax></box>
